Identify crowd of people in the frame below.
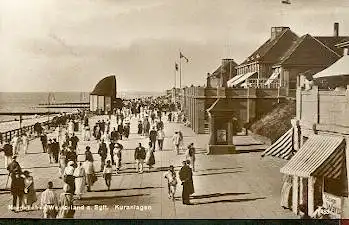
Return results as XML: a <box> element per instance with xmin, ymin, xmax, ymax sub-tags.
<box><xmin>0</xmin><ymin>96</ymin><xmax>200</xmax><ymax>218</ymax></box>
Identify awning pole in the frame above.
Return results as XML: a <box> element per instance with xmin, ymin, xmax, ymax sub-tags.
<box><xmin>308</xmin><ymin>176</ymin><xmax>315</xmax><ymax>216</ymax></box>
<box><xmin>292</xmin><ymin>176</ymin><xmax>299</xmax><ymax>214</ymax></box>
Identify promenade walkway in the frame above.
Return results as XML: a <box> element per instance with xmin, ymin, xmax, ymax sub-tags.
<box><xmin>0</xmin><ymin>115</ymin><xmax>297</xmax><ymax>219</ymax></box>
<box><xmin>0</xmin><ymin>116</ymin><xmax>52</xmax><ymax>133</ymax></box>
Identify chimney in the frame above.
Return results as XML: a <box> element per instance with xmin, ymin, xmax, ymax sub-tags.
<box><xmin>334</xmin><ymin>22</ymin><xmax>339</xmax><ymax>37</ymax></box>
<box><xmin>222</xmin><ymin>58</ymin><xmax>233</xmax><ymax>65</ymax></box>
<box><xmin>206</xmin><ymin>73</ymin><xmax>211</xmax><ymax>88</ymax></box>
<box><xmin>271</xmin><ymin>27</ymin><xmax>290</xmax><ymax>40</ymax></box>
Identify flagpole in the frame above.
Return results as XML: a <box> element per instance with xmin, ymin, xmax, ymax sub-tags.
<box><xmin>179</xmin><ymin>57</ymin><xmax>182</xmax><ymax>89</ymax></box>
<box><xmin>174</xmin><ymin>63</ymin><xmax>177</xmax><ymax>103</ymax></box>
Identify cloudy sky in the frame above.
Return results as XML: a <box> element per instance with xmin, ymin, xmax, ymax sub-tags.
<box><xmin>0</xmin><ymin>0</ymin><xmax>348</xmax><ymax>92</ymax></box>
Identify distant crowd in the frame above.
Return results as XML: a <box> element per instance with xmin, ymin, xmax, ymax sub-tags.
<box><xmin>0</xmin><ymin>96</ymin><xmax>197</xmax><ymax>218</ymax></box>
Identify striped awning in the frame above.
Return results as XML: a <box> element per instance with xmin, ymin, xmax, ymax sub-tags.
<box><xmin>232</xmin><ymin>71</ymin><xmax>257</xmax><ymax>86</ymax></box>
<box><xmin>280</xmin><ymin>135</ymin><xmax>345</xmax><ymax>179</ymax></box>
<box><xmin>265</xmin><ymin>70</ymin><xmax>280</xmax><ymax>85</ymax></box>
<box><xmin>227</xmin><ymin>74</ymin><xmax>245</xmax><ymax>87</ymax></box>
<box><xmin>261</xmin><ymin>128</ymin><xmax>294</xmax><ymax>160</ymax></box>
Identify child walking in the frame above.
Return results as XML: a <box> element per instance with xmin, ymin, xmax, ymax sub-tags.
<box><xmin>164</xmin><ymin>165</ymin><xmax>177</xmax><ymax>200</ymax></box>
<box><xmin>103</xmin><ymin>160</ymin><xmax>113</xmax><ymax>190</ymax></box>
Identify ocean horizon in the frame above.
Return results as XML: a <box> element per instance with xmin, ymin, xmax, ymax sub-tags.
<box><xmin>0</xmin><ymin>91</ymin><xmax>165</xmax><ymax>122</ymax></box>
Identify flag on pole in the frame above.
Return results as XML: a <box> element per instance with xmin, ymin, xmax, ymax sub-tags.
<box><xmin>175</xmin><ymin>63</ymin><xmax>179</xmax><ymax>71</ymax></box>
<box><xmin>180</xmin><ymin>52</ymin><xmax>189</xmax><ymax>63</ymax></box>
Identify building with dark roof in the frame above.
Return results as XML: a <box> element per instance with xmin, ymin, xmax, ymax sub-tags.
<box><xmin>90</xmin><ymin>75</ymin><xmax>118</xmax><ymax>113</ymax></box>
<box><xmin>207</xmin><ymin>59</ymin><xmax>238</xmax><ymax>88</ymax></box>
<box><xmin>270</xmin><ymin>34</ymin><xmax>341</xmax><ymax>94</ymax></box>
<box><xmin>231</xmin><ymin>27</ymin><xmax>299</xmax><ymax>88</ymax></box>
<box><xmin>230</xmin><ymin>23</ymin><xmax>348</xmax><ymax>95</ymax></box>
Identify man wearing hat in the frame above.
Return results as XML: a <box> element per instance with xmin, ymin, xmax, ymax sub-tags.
<box><xmin>10</xmin><ymin>170</ymin><xmax>25</xmax><ymax>212</ymax></box>
<box><xmin>149</xmin><ymin>126</ymin><xmax>157</xmax><ymax>151</ymax></box>
<box><xmin>2</xmin><ymin>140</ymin><xmax>13</xmax><ymax>168</ymax></box>
<box><xmin>7</xmin><ymin>155</ymin><xmax>21</xmax><ymax>179</ymax></box>
<box><xmin>52</xmin><ymin>138</ymin><xmax>60</xmax><ymax>163</ymax></box>
<box><xmin>7</xmin><ymin>156</ymin><xmax>23</xmax><ymax>211</ymax></box>
<box><xmin>40</xmin><ymin>132</ymin><xmax>48</xmax><ymax>153</ymax></box>
<box><xmin>179</xmin><ymin>160</ymin><xmax>194</xmax><ymax>205</ymax></box>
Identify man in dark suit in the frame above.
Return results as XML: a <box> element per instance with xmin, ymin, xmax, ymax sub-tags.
<box><xmin>179</xmin><ymin>160</ymin><xmax>194</xmax><ymax>205</ymax></box>
<box><xmin>134</xmin><ymin>143</ymin><xmax>146</xmax><ymax>173</ymax></box>
<box><xmin>40</xmin><ymin>133</ymin><xmax>48</xmax><ymax>153</ymax></box>
<box><xmin>109</xmin><ymin>141</ymin><xmax>115</xmax><ymax>165</ymax></box>
<box><xmin>98</xmin><ymin>140</ymin><xmax>108</xmax><ymax>172</ymax></box>
<box><xmin>149</xmin><ymin>127</ymin><xmax>157</xmax><ymax>151</ymax></box>
<box><xmin>111</xmin><ymin>128</ymin><xmax>118</xmax><ymax>142</ymax></box>
<box><xmin>52</xmin><ymin>138</ymin><xmax>60</xmax><ymax>163</ymax></box>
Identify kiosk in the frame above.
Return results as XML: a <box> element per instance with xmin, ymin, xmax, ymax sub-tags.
<box><xmin>206</xmin><ymin>98</ymin><xmax>236</xmax><ymax>155</ymax></box>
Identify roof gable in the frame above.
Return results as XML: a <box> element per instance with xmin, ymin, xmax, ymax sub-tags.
<box><xmin>239</xmin><ymin>29</ymin><xmax>299</xmax><ymax>66</ymax></box>
<box><xmin>211</xmin><ymin>60</ymin><xmax>238</xmax><ymax>78</ymax></box>
<box><xmin>278</xmin><ymin>34</ymin><xmax>340</xmax><ymax>66</ymax></box>
<box><xmin>315</xmin><ymin>36</ymin><xmax>349</xmax><ymax>56</ymax></box>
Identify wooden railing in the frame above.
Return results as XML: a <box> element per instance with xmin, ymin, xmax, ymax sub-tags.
<box><xmin>242</xmin><ymin>78</ymin><xmax>286</xmax><ymax>89</ymax></box>
<box><xmin>0</xmin><ymin>112</ymin><xmax>82</xmax><ymax>144</ymax></box>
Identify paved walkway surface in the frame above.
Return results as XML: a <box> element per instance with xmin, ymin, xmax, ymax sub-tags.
<box><xmin>0</xmin><ymin>115</ymin><xmax>297</xmax><ymax>219</ymax></box>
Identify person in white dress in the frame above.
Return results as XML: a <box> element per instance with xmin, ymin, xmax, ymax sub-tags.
<box><xmin>68</xmin><ymin>120</ymin><xmax>74</xmax><ymax>135</ymax></box>
<box><xmin>83</xmin><ymin>159</ymin><xmax>95</xmax><ymax>192</ymax></box>
<box><xmin>73</xmin><ymin>162</ymin><xmax>86</xmax><ymax>199</ymax></box>
<box><xmin>22</xmin><ymin>133</ymin><xmax>29</xmax><ymax>154</ymax></box>
<box><xmin>11</xmin><ymin>134</ymin><xmax>21</xmax><ymax>155</ymax></box>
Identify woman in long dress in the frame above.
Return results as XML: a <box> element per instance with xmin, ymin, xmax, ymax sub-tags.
<box><xmin>145</xmin><ymin>142</ymin><xmax>155</xmax><ymax>171</ymax></box>
<box><xmin>63</xmin><ymin>161</ymin><xmax>75</xmax><ymax>195</ymax></box>
<box><xmin>73</xmin><ymin>162</ymin><xmax>86</xmax><ymax>199</ymax></box>
<box><xmin>22</xmin><ymin>133</ymin><xmax>29</xmax><ymax>154</ymax></box>
<box><xmin>23</xmin><ymin>170</ymin><xmax>37</xmax><ymax>208</ymax></box>
<box><xmin>280</xmin><ymin>174</ymin><xmax>292</xmax><ymax>209</ymax></box>
<box><xmin>84</xmin><ymin>126</ymin><xmax>91</xmax><ymax>141</ymax></box>
<box><xmin>59</xmin><ymin>149</ymin><xmax>67</xmax><ymax>179</ymax></box>
<box><xmin>57</xmin><ymin>185</ymin><xmax>75</xmax><ymax>218</ymax></box>
<box><xmin>68</xmin><ymin>120</ymin><xmax>74</xmax><ymax>135</ymax></box>
<box><xmin>83</xmin><ymin>158</ymin><xmax>95</xmax><ymax>192</ymax></box>
<box><xmin>114</xmin><ymin>143</ymin><xmax>123</xmax><ymax>173</ymax></box>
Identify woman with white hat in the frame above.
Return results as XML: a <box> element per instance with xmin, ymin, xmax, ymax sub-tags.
<box><xmin>63</xmin><ymin>161</ymin><xmax>75</xmax><ymax>195</ymax></box>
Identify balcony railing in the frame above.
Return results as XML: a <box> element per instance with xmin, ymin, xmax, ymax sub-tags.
<box><xmin>241</xmin><ymin>78</ymin><xmax>286</xmax><ymax>89</ymax></box>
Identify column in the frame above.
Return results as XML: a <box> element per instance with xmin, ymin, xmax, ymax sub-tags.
<box><xmin>345</xmin><ymin>137</ymin><xmax>349</xmax><ymax>218</ymax></box>
<box><xmin>299</xmin><ymin>177</ymin><xmax>304</xmax><ymax>206</ymax></box>
<box><xmin>209</xmin><ymin>114</ymin><xmax>215</xmax><ymax>145</ymax></box>
<box><xmin>227</xmin><ymin>118</ymin><xmax>233</xmax><ymax>145</ymax></box>
<box><xmin>246</xmin><ymin>88</ymin><xmax>256</xmax><ymax>123</ymax></box>
<box><xmin>197</xmin><ymin>99</ymin><xmax>206</xmax><ymax>134</ymax></box>
<box><xmin>292</xmin><ymin>176</ymin><xmax>299</xmax><ymax>214</ymax></box>
<box><xmin>308</xmin><ymin>176</ymin><xmax>315</xmax><ymax>216</ymax></box>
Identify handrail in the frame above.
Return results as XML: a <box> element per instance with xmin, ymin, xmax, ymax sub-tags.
<box><xmin>0</xmin><ymin>112</ymin><xmax>82</xmax><ymax>144</ymax></box>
